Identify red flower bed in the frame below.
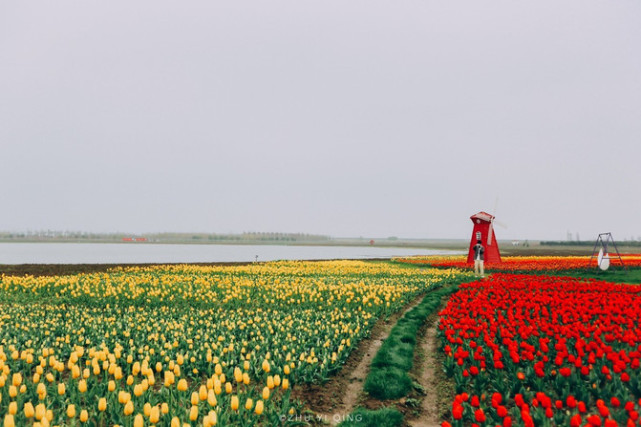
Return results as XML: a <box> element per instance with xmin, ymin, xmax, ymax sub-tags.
<box><xmin>396</xmin><ymin>255</ymin><xmax>641</xmax><ymax>272</ymax></box>
<box><xmin>439</xmin><ymin>274</ymin><xmax>641</xmax><ymax>426</ymax></box>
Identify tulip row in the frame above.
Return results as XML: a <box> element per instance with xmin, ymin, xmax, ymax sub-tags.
<box><xmin>395</xmin><ymin>255</ymin><xmax>641</xmax><ymax>272</ymax></box>
<box><xmin>438</xmin><ymin>274</ymin><xmax>641</xmax><ymax>426</ymax></box>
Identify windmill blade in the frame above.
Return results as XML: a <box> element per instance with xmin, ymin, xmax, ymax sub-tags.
<box><xmin>494</xmin><ymin>219</ymin><xmax>508</xmax><ymax>229</ymax></box>
<box><xmin>487</xmin><ymin>197</ymin><xmax>499</xmax><ymax>246</ymax></box>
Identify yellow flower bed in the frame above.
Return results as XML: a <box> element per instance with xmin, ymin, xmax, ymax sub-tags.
<box><xmin>0</xmin><ymin>260</ymin><xmax>468</xmax><ymax>425</ymax></box>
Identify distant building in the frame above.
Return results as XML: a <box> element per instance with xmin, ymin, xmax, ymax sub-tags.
<box><xmin>122</xmin><ymin>237</ymin><xmax>147</xmax><ymax>242</ymax></box>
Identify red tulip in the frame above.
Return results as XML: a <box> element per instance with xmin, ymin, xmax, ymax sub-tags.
<box><xmin>452</xmin><ymin>404</ymin><xmax>463</xmax><ymax>420</ymax></box>
<box><xmin>570</xmin><ymin>414</ymin><xmax>582</xmax><ymax>427</ymax></box>
<box><xmin>587</xmin><ymin>414</ymin><xmax>602</xmax><ymax>426</ymax></box>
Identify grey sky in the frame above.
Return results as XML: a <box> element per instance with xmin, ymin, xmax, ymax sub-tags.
<box><xmin>1</xmin><ymin>1</ymin><xmax>640</xmax><ymax>241</ymax></box>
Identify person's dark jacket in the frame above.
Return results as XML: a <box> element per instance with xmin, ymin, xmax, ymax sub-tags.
<box><xmin>473</xmin><ymin>244</ymin><xmax>484</xmax><ymax>261</ymax></box>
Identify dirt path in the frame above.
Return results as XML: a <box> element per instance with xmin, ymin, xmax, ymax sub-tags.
<box><xmin>407</xmin><ymin>322</ymin><xmax>441</xmax><ymax>427</ymax></box>
<box><xmin>301</xmin><ymin>295</ymin><xmax>426</xmax><ymax>426</ymax></box>
<box><xmin>317</xmin><ymin>329</ymin><xmax>387</xmax><ymax>425</ymax></box>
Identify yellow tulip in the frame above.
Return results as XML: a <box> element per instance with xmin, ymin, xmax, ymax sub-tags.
<box><xmin>245</xmin><ymin>398</ymin><xmax>253</xmax><ymax>410</ymax></box>
<box><xmin>98</xmin><ymin>398</ymin><xmax>107</xmax><ymax>412</ymax></box>
<box><xmin>164</xmin><ymin>371</ymin><xmax>175</xmax><ymax>387</ymax></box>
<box><xmin>67</xmin><ymin>404</ymin><xmax>76</xmax><ymax>418</ymax></box>
<box><xmin>207</xmin><ymin>389</ymin><xmax>217</xmax><ymax>407</ymax></box>
<box><xmin>177</xmin><ymin>378</ymin><xmax>188</xmax><ymax>391</ymax></box>
<box><xmin>118</xmin><ymin>391</ymin><xmax>130</xmax><ymax>404</ymax></box>
<box><xmin>143</xmin><ymin>402</ymin><xmax>152</xmax><ymax>417</ymax></box>
<box><xmin>124</xmin><ymin>401</ymin><xmax>134</xmax><ymax>416</ymax></box>
<box><xmin>199</xmin><ymin>384</ymin><xmax>208</xmax><ymax>401</ymax></box>
<box><xmin>133</xmin><ymin>414</ymin><xmax>144</xmax><ymax>427</ymax></box>
<box><xmin>203</xmin><ymin>411</ymin><xmax>217</xmax><ymax>427</ymax></box>
<box><xmin>3</xmin><ymin>414</ymin><xmax>15</xmax><ymax>427</ymax></box>
<box><xmin>8</xmin><ymin>402</ymin><xmax>17</xmax><ymax>415</ymax></box>
<box><xmin>230</xmin><ymin>395</ymin><xmax>239</xmax><ymax>411</ymax></box>
<box><xmin>234</xmin><ymin>367</ymin><xmax>243</xmax><ymax>383</ymax></box>
<box><xmin>24</xmin><ymin>402</ymin><xmax>35</xmax><ymax>418</ymax></box>
<box><xmin>78</xmin><ymin>379</ymin><xmax>87</xmax><ymax>393</ymax></box>
<box><xmin>11</xmin><ymin>373</ymin><xmax>22</xmax><ymax>387</ymax></box>
<box><xmin>255</xmin><ymin>400</ymin><xmax>264</xmax><ymax>415</ymax></box>
<box><xmin>262</xmin><ymin>360</ymin><xmax>270</xmax><ymax>373</ymax></box>
<box><xmin>133</xmin><ymin>384</ymin><xmax>143</xmax><ymax>397</ymax></box>
<box><xmin>80</xmin><ymin>410</ymin><xmax>89</xmax><ymax>422</ymax></box>
<box><xmin>171</xmin><ymin>417</ymin><xmax>181</xmax><ymax>427</ymax></box>
<box><xmin>262</xmin><ymin>386</ymin><xmax>270</xmax><ymax>400</ymax></box>
<box><xmin>150</xmin><ymin>406</ymin><xmax>160</xmax><ymax>423</ymax></box>
<box><xmin>35</xmin><ymin>404</ymin><xmax>46</xmax><ymax>421</ymax></box>
<box><xmin>190</xmin><ymin>391</ymin><xmax>200</xmax><ymax>406</ymax></box>
<box><xmin>189</xmin><ymin>405</ymin><xmax>198</xmax><ymax>421</ymax></box>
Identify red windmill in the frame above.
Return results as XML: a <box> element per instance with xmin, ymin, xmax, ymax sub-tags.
<box><xmin>467</xmin><ymin>211</ymin><xmax>502</xmax><ymax>263</ymax></box>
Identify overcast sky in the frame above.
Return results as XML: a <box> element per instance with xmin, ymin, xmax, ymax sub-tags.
<box><xmin>1</xmin><ymin>1</ymin><xmax>640</xmax><ymax>241</ymax></box>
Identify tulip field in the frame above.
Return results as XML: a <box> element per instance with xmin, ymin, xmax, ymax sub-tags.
<box><xmin>394</xmin><ymin>255</ymin><xmax>641</xmax><ymax>272</ymax></box>
<box><xmin>0</xmin><ymin>260</ymin><xmax>465</xmax><ymax>426</ymax></box>
<box><xmin>437</xmin><ymin>273</ymin><xmax>641</xmax><ymax>427</ymax></box>
<box><xmin>4</xmin><ymin>255</ymin><xmax>641</xmax><ymax>427</ymax></box>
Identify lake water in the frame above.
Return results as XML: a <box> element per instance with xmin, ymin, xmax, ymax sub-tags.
<box><xmin>0</xmin><ymin>242</ymin><xmax>460</xmax><ymax>264</ymax></box>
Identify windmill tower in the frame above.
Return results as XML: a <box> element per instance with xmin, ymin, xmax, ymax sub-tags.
<box><xmin>467</xmin><ymin>211</ymin><xmax>502</xmax><ymax>263</ymax></box>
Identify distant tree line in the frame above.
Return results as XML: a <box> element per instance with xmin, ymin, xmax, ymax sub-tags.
<box><xmin>156</xmin><ymin>232</ymin><xmax>330</xmax><ymax>242</ymax></box>
<box><xmin>0</xmin><ymin>231</ymin><xmax>332</xmax><ymax>243</ymax></box>
<box><xmin>541</xmin><ymin>240</ymin><xmax>641</xmax><ymax>247</ymax></box>
<box><xmin>0</xmin><ymin>231</ymin><xmax>122</xmax><ymax>240</ymax></box>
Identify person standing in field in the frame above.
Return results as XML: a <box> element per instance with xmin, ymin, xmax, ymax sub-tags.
<box><xmin>473</xmin><ymin>240</ymin><xmax>485</xmax><ymax>278</ymax></box>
